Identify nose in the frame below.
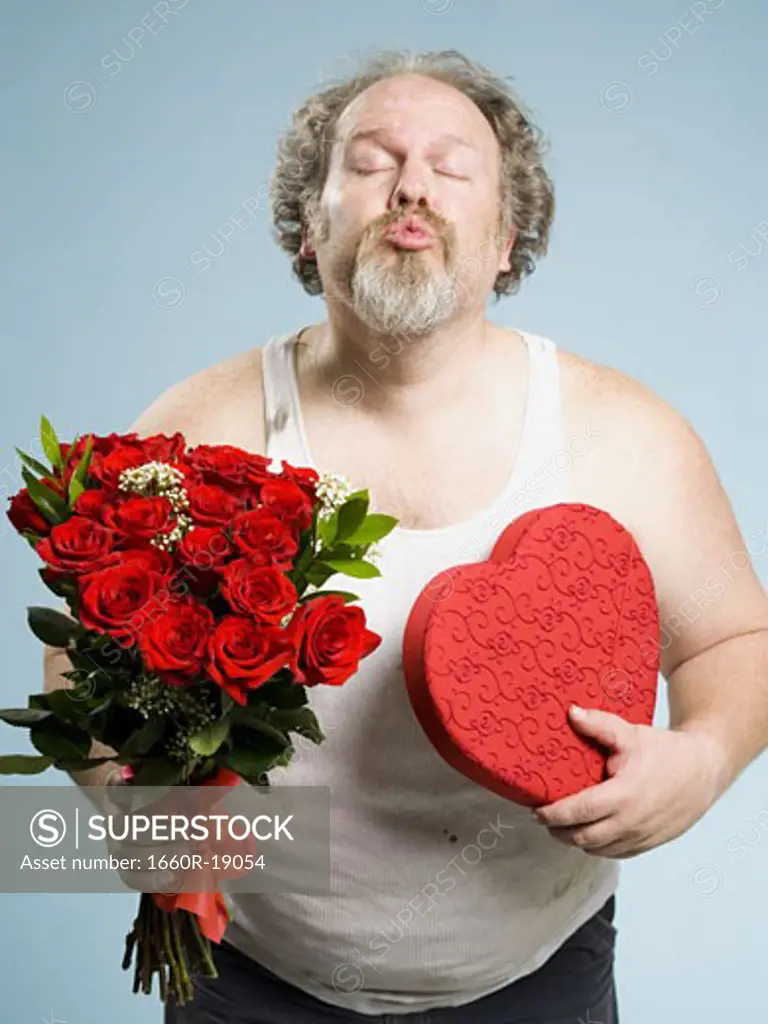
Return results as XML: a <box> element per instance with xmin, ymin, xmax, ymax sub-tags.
<box><xmin>388</xmin><ymin>160</ymin><xmax>432</xmax><ymax>214</ymax></box>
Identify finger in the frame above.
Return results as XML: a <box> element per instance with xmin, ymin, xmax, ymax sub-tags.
<box><xmin>534</xmin><ymin>776</ymin><xmax>625</xmax><ymax>828</ymax></box>
<box><xmin>577</xmin><ymin>840</ymin><xmax>645</xmax><ymax>860</ymax></box>
<box><xmin>546</xmin><ymin>818</ymin><xmax>618</xmax><ymax>852</ymax></box>
<box><xmin>568</xmin><ymin>705</ymin><xmax>637</xmax><ymax>752</ymax></box>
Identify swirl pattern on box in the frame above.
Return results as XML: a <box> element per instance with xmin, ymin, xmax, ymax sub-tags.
<box><xmin>402</xmin><ymin>503</ymin><xmax>660</xmax><ymax>806</ymax></box>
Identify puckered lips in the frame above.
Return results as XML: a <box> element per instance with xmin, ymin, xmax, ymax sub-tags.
<box><xmin>381</xmin><ymin>214</ymin><xmax>437</xmax><ymax>250</ymax></box>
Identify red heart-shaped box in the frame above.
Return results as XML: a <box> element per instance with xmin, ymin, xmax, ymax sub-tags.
<box><xmin>402</xmin><ymin>502</ymin><xmax>660</xmax><ymax>806</ymax></box>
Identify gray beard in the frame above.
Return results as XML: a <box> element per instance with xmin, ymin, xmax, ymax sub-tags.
<box><xmin>348</xmin><ymin>250</ymin><xmax>458</xmax><ymax>338</ymax></box>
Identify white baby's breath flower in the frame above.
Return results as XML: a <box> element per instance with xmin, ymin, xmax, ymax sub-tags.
<box><xmin>366</xmin><ymin>542</ymin><xmax>382</xmax><ymax>565</ymax></box>
<box><xmin>315</xmin><ymin>471</ymin><xmax>352</xmax><ymax>518</ymax></box>
<box><xmin>118</xmin><ymin>461</ymin><xmax>186</xmax><ymax>496</ymax></box>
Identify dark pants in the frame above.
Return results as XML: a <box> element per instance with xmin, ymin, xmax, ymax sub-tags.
<box><xmin>165</xmin><ymin>895</ymin><xmax>618</xmax><ymax>1024</ymax></box>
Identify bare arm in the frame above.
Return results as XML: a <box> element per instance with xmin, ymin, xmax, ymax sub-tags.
<box><xmin>595</xmin><ymin>375</ymin><xmax>768</xmax><ymax>796</ymax></box>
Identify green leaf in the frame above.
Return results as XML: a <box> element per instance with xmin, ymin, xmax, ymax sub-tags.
<box><xmin>231</xmin><ymin>706</ymin><xmax>290</xmax><ymax>746</ymax></box>
<box><xmin>21</xmin><ymin>469</ymin><xmax>68</xmax><ymax>523</ymax></box>
<box><xmin>40</xmin><ymin>416</ymin><xmax>63</xmax><ymax>470</ymax></box>
<box><xmin>0</xmin><ymin>707</ymin><xmax>52</xmax><ymax>726</ymax></box>
<box><xmin>84</xmin><ymin>695</ymin><xmax>114</xmax><ymax>738</ymax></box>
<box><xmin>120</xmin><ymin>716</ymin><xmax>166</xmax><ymax>758</ymax></box>
<box><xmin>224</xmin><ymin>748</ymin><xmax>281</xmax><ymax>781</ymax></box>
<box><xmin>37</xmin><ymin>567</ymin><xmax>77</xmax><ymax>599</ymax></box>
<box><xmin>346</xmin><ymin>488</ymin><xmax>370</xmax><ymax>503</ymax></box>
<box><xmin>30</xmin><ymin>720</ymin><xmax>92</xmax><ymax>760</ymax></box>
<box><xmin>344</xmin><ymin>513</ymin><xmax>399</xmax><ymax>546</ymax></box>
<box><xmin>269</xmin><ymin>706</ymin><xmax>324</xmax><ymax>744</ymax></box>
<box><xmin>68</xmin><ymin>476</ymin><xmax>85</xmax><ymax>505</ymax></box>
<box><xmin>320</xmin><ymin>557</ymin><xmax>381</xmax><ymax>579</ymax></box>
<box><xmin>0</xmin><ymin>754</ymin><xmax>54</xmax><ymax>774</ymax></box>
<box><xmin>15</xmin><ymin>447</ymin><xmax>50</xmax><ymax>478</ymax></box>
<box><xmin>129</xmin><ymin>758</ymin><xmax>186</xmax><ymax>786</ymax></box>
<box><xmin>189</xmin><ymin>717</ymin><xmax>231</xmax><ymax>757</ymax></box>
<box><xmin>256</xmin><ymin>679</ymin><xmax>308</xmax><ymax>709</ymax></box>
<box><xmin>28</xmin><ymin>693</ymin><xmax>51</xmax><ymax>711</ymax></box>
<box><xmin>316</xmin><ymin>508</ymin><xmax>339</xmax><ymax>547</ymax></box>
<box><xmin>69</xmin><ymin>434</ymin><xmax>94</xmax><ymax>494</ymax></box>
<box><xmin>335</xmin><ymin>497</ymin><xmax>369</xmax><ymax>542</ymax></box>
<box><xmin>302</xmin><ymin>563</ymin><xmax>336</xmax><ymax>589</ymax></box>
<box><xmin>300</xmin><ymin>589</ymin><xmax>360</xmax><ymax>604</ymax></box>
<box><xmin>27</xmin><ymin>607</ymin><xmax>82</xmax><ymax>648</ymax></box>
<box><xmin>45</xmin><ymin>688</ymin><xmax>92</xmax><ymax>725</ymax></box>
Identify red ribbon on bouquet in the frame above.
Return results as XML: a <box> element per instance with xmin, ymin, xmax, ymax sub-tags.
<box><xmin>122</xmin><ymin>764</ymin><xmax>250</xmax><ymax>943</ymax></box>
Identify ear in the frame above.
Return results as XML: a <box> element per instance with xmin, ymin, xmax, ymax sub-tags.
<box><xmin>299</xmin><ymin>227</ymin><xmax>315</xmax><ymax>260</ymax></box>
<box><xmin>498</xmin><ymin>229</ymin><xmax>517</xmax><ymax>274</ymax></box>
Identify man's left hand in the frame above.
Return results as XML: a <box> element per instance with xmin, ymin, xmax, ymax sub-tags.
<box><xmin>533</xmin><ymin>705</ymin><xmax>730</xmax><ymax>859</ymax></box>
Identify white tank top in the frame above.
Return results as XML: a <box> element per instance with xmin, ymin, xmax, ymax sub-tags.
<box><xmin>223</xmin><ymin>327</ymin><xmax>620</xmax><ymax>1015</ymax></box>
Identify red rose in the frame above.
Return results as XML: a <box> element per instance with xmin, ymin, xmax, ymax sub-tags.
<box><xmin>72</xmin><ymin>488</ymin><xmax>109</xmax><ymax>520</ymax></box>
<box><xmin>135</xmin><ymin>432</ymin><xmax>188</xmax><ymax>464</ymax></box>
<box><xmin>77</xmin><ymin>560</ymin><xmax>166</xmax><ymax>644</ymax></box>
<box><xmin>176</xmin><ymin>526</ymin><xmax>234</xmax><ymax>599</ymax></box>
<box><xmin>63</xmin><ymin>432</ymin><xmax>189</xmax><ymax>485</ymax></box>
<box><xmin>187</xmin><ymin>444</ymin><xmax>271</xmax><ymax>495</ymax></box>
<box><xmin>278</xmin><ymin>460</ymin><xmax>320</xmax><ymax>500</ymax></box>
<box><xmin>187</xmin><ymin>483</ymin><xmax>246</xmax><ymax>526</ymax></box>
<box><xmin>139</xmin><ymin>599</ymin><xmax>214</xmax><ymax>684</ymax></box>
<box><xmin>285</xmin><ymin>594</ymin><xmax>381</xmax><ymax>686</ymax></box>
<box><xmin>88</xmin><ymin>445</ymin><xmax>148</xmax><ymax>490</ymax></box>
<box><xmin>36</xmin><ymin>516</ymin><xmax>119</xmax><ymax>575</ymax></box>
<box><xmin>229</xmin><ymin>510</ymin><xmax>298</xmax><ymax>568</ymax></box>
<box><xmin>259</xmin><ymin>478</ymin><xmax>313</xmax><ymax>532</ymax></box>
<box><xmin>177</xmin><ymin>526</ymin><xmax>234</xmax><ymax>571</ymax></box>
<box><xmin>105</xmin><ymin>545</ymin><xmax>175</xmax><ymax>576</ymax></box>
<box><xmin>206</xmin><ymin>616</ymin><xmax>293</xmax><ymax>705</ymax></box>
<box><xmin>220</xmin><ymin>560</ymin><xmax>297</xmax><ymax>624</ymax></box>
<box><xmin>6</xmin><ymin>489</ymin><xmax>51</xmax><ymax>537</ymax></box>
<box><xmin>61</xmin><ymin>431</ymin><xmax>139</xmax><ymax>464</ymax></box>
<box><xmin>102</xmin><ymin>495</ymin><xmax>176</xmax><ymax>541</ymax></box>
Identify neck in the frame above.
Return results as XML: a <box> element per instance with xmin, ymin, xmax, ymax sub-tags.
<box><xmin>298</xmin><ymin>305</ymin><xmax>513</xmax><ymax>420</ymax></box>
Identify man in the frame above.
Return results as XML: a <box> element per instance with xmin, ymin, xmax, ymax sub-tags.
<box><xmin>46</xmin><ymin>48</ymin><xmax>768</xmax><ymax>1023</ymax></box>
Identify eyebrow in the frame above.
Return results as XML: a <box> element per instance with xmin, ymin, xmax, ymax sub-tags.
<box><xmin>344</xmin><ymin>128</ymin><xmax>476</xmax><ymax>152</ymax></box>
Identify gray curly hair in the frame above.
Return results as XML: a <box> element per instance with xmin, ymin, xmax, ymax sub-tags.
<box><xmin>269</xmin><ymin>48</ymin><xmax>555</xmax><ymax>300</ymax></box>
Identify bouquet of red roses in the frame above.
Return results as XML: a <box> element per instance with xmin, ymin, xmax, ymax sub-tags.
<box><xmin>1</xmin><ymin>416</ymin><xmax>396</xmax><ymax>1004</ymax></box>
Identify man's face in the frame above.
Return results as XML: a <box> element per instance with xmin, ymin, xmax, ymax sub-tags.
<box><xmin>307</xmin><ymin>74</ymin><xmax>514</xmax><ymax>336</ymax></box>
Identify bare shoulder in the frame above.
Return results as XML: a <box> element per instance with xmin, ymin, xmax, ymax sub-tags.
<box><xmin>554</xmin><ymin>342</ymin><xmax>768</xmax><ymax>668</ymax></box>
<box><xmin>555</xmin><ymin>343</ymin><xmax>709</xmax><ymax>510</ymax></box>
<box><xmin>129</xmin><ymin>346</ymin><xmax>266</xmax><ymax>453</ymax></box>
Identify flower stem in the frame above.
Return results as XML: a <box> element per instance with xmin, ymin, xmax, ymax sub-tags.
<box><xmin>170</xmin><ymin>910</ymin><xmax>193</xmax><ymax>1003</ymax></box>
<box><xmin>187</xmin><ymin>913</ymin><xmax>218</xmax><ymax>978</ymax></box>
<box><xmin>160</xmin><ymin>900</ymin><xmax>184</xmax><ymax>1003</ymax></box>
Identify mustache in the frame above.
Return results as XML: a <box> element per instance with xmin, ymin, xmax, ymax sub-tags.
<box><xmin>371</xmin><ymin>206</ymin><xmax>449</xmax><ymax>237</ymax></box>
<box><xmin>356</xmin><ymin>208</ymin><xmax>456</xmax><ymax>264</ymax></box>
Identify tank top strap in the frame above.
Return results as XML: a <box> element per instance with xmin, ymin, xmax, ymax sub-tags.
<box><xmin>525</xmin><ymin>332</ymin><xmax>563</xmax><ymax>452</ymax></box>
<box><xmin>509</xmin><ymin>330</ymin><xmax>566</xmax><ymax>505</ymax></box>
<box><xmin>261</xmin><ymin>328</ymin><xmax>312</xmax><ymax>468</ymax></box>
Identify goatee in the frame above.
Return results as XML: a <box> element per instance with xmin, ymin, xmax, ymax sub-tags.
<box><xmin>347</xmin><ymin>215</ymin><xmax>460</xmax><ymax>336</ymax></box>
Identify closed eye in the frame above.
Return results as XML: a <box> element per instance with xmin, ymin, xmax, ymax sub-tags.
<box><xmin>353</xmin><ymin>167</ymin><xmax>395</xmax><ymax>177</ymax></box>
<box><xmin>434</xmin><ymin>166</ymin><xmax>471</xmax><ymax>180</ymax></box>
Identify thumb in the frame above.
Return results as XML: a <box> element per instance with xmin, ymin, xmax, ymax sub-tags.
<box><xmin>568</xmin><ymin>704</ymin><xmax>634</xmax><ymax>751</ymax></box>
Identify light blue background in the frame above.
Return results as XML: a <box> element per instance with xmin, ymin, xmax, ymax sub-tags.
<box><xmin>1</xmin><ymin>1</ymin><xmax>766</xmax><ymax>1021</ymax></box>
